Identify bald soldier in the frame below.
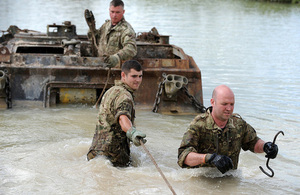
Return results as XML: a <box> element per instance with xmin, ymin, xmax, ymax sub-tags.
<box><xmin>178</xmin><ymin>85</ymin><xmax>279</xmax><ymax>174</ymax></box>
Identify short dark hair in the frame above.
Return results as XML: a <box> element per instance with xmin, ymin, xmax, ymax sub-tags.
<box><xmin>110</xmin><ymin>0</ymin><xmax>124</xmax><ymax>8</ymax></box>
<box><xmin>121</xmin><ymin>60</ymin><xmax>143</xmax><ymax>74</ymax></box>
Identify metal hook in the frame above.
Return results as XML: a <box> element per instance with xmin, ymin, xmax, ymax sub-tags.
<box><xmin>259</xmin><ymin>131</ymin><xmax>284</xmax><ymax>177</ymax></box>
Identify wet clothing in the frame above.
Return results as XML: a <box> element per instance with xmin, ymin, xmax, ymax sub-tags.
<box><xmin>88</xmin><ymin>17</ymin><xmax>137</xmax><ymax>63</ymax></box>
<box><xmin>87</xmin><ymin>80</ymin><xmax>136</xmax><ymax>167</ymax></box>
<box><xmin>178</xmin><ymin>107</ymin><xmax>260</xmax><ymax>169</ymax></box>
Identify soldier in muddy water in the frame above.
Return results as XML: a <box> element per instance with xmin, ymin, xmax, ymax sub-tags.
<box><xmin>178</xmin><ymin>85</ymin><xmax>279</xmax><ymax>174</ymax></box>
<box><xmin>87</xmin><ymin>60</ymin><xmax>146</xmax><ymax>167</ymax></box>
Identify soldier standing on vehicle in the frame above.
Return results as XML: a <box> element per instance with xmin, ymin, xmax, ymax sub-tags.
<box><xmin>87</xmin><ymin>60</ymin><xmax>146</xmax><ymax>167</ymax></box>
<box><xmin>85</xmin><ymin>0</ymin><xmax>137</xmax><ymax>68</ymax></box>
<box><xmin>178</xmin><ymin>85</ymin><xmax>279</xmax><ymax>174</ymax></box>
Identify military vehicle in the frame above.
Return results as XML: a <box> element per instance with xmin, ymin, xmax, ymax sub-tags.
<box><xmin>0</xmin><ymin>21</ymin><xmax>205</xmax><ymax>114</ymax></box>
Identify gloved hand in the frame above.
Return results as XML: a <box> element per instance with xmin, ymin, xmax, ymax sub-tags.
<box><xmin>206</xmin><ymin>153</ymin><xmax>233</xmax><ymax>174</ymax></box>
<box><xmin>84</xmin><ymin>9</ymin><xmax>95</xmax><ymax>28</ymax></box>
<box><xmin>126</xmin><ymin>127</ymin><xmax>146</xmax><ymax>146</ymax></box>
<box><xmin>104</xmin><ymin>54</ymin><xmax>120</xmax><ymax>68</ymax></box>
<box><xmin>263</xmin><ymin>142</ymin><xmax>278</xmax><ymax>159</ymax></box>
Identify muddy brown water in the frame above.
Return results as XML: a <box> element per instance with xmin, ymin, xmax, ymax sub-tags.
<box><xmin>1</xmin><ymin>0</ymin><xmax>300</xmax><ymax>194</ymax></box>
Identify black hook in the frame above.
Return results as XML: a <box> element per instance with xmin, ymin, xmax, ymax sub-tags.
<box><xmin>259</xmin><ymin>131</ymin><xmax>284</xmax><ymax>177</ymax></box>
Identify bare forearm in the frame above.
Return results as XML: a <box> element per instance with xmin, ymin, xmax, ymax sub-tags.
<box><xmin>184</xmin><ymin>152</ymin><xmax>207</xmax><ymax>166</ymax></box>
<box><xmin>254</xmin><ymin>139</ymin><xmax>265</xmax><ymax>153</ymax></box>
<box><xmin>119</xmin><ymin>115</ymin><xmax>132</xmax><ymax>133</ymax></box>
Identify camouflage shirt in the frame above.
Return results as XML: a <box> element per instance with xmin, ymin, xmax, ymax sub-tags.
<box><xmin>88</xmin><ymin>80</ymin><xmax>135</xmax><ymax>166</ymax></box>
<box><xmin>178</xmin><ymin>107</ymin><xmax>260</xmax><ymax>169</ymax></box>
<box><xmin>89</xmin><ymin>17</ymin><xmax>137</xmax><ymax>62</ymax></box>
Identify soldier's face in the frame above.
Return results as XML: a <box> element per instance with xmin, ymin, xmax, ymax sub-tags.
<box><xmin>121</xmin><ymin>69</ymin><xmax>143</xmax><ymax>90</ymax></box>
<box><xmin>211</xmin><ymin>92</ymin><xmax>235</xmax><ymax>122</ymax></box>
<box><xmin>109</xmin><ymin>5</ymin><xmax>125</xmax><ymax>25</ymax></box>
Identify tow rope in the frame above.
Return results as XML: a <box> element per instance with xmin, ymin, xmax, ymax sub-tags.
<box><xmin>140</xmin><ymin>140</ymin><xmax>177</xmax><ymax>195</ymax></box>
<box><xmin>84</xmin><ymin>9</ymin><xmax>111</xmax><ymax>109</ymax></box>
<box><xmin>94</xmin><ymin>68</ymin><xmax>111</xmax><ymax>109</ymax></box>
<box><xmin>259</xmin><ymin>130</ymin><xmax>284</xmax><ymax>177</ymax></box>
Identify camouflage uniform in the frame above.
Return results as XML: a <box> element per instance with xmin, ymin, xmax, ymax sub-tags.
<box><xmin>89</xmin><ymin>17</ymin><xmax>137</xmax><ymax>62</ymax></box>
<box><xmin>87</xmin><ymin>80</ymin><xmax>135</xmax><ymax>167</ymax></box>
<box><xmin>178</xmin><ymin>107</ymin><xmax>260</xmax><ymax>169</ymax></box>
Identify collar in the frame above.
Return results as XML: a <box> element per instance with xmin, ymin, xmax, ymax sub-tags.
<box><xmin>110</xmin><ymin>17</ymin><xmax>125</xmax><ymax>28</ymax></box>
<box><xmin>206</xmin><ymin>107</ymin><xmax>235</xmax><ymax>132</ymax></box>
<box><xmin>115</xmin><ymin>80</ymin><xmax>135</xmax><ymax>94</ymax></box>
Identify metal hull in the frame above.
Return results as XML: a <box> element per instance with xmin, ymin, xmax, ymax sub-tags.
<box><xmin>0</xmin><ymin>22</ymin><xmax>204</xmax><ymax>114</ymax></box>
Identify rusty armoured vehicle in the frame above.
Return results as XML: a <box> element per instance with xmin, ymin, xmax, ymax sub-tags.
<box><xmin>0</xmin><ymin>21</ymin><xmax>205</xmax><ymax>114</ymax></box>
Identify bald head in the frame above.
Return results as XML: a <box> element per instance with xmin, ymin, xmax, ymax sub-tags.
<box><xmin>212</xmin><ymin>85</ymin><xmax>235</xmax><ymax>102</ymax></box>
<box><xmin>210</xmin><ymin>85</ymin><xmax>235</xmax><ymax>124</ymax></box>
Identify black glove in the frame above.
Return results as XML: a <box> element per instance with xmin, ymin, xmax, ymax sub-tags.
<box><xmin>207</xmin><ymin>153</ymin><xmax>233</xmax><ymax>174</ymax></box>
<box><xmin>263</xmin><ymin>142</ymin><xmax>278</xmax><ymax>159</ymax></box>
<box><xmin>84</xmin><ymin>9</ymin><xmax>95</xmax><ymax>29</ymax></box>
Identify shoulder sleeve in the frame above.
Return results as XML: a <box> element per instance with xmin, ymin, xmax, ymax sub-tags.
<box><xmin>238</xmin><ymin>118</ymin><xmax>260</xmax><ymax>152</ymax></box>
<box><xmin>114</xmin><ymin>91</ymin><xmax>134</xmax><ymax>124</ymax></box>
<box><xmin>116</xmin><ymin>22</ymin><xmax>137</xmax><ymax>61</ymax></box>
<box><xmin>177</xmin><ymin>117</ymin><xmax>203</xmax><ymax>168</ymax></box>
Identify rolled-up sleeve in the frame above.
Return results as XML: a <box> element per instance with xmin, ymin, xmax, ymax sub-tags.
<box><xmin>114</xmin><ymin>94</ymin><xmax>133</xmax><ymax>124</ymax></box>
<box><xmin>241</xmin><ymin>122</ymin><xmax>260</xmax><ymax>152</ymax></box>
<box><xmin>178</xmin><ymin>126</ymin><xmax>199</xmax><ymax>168</ymax></box>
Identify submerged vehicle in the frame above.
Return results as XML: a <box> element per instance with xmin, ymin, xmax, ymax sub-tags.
<box><xmin>0</xmin><ymin>21</ymin><xmax>205</xmax><ymax>114</ymax></box>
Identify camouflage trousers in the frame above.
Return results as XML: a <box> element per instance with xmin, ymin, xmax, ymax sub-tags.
<box><xmin>87</xmin><ymin>149</ymin><xmax>131</xmax><ymax>167</ymax></box>
<box><xmin>87</xmin><ymin>125</ymin><xmax>131</xmax><ymax>167</ymax></box>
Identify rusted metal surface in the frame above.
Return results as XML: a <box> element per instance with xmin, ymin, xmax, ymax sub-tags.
<box><xmin>0</xmin><ymin>47</ymin><xmax>10</xmax><ymax>62</ymax></box>
<box><xmin>43</xmin><ymin>81</ymin><xmax>114</xmax><ymax>107</ymax></box>
<box><xmin>0</xmin><ymin>21</ymin><xmax>204</xmax><ymax>114</ymax></box>
<box><xmin>0</xmin><ymin>70</ymin><xmax>6</xmax><ymax>109</ymax></box>
<box><xmin>0</xmin><ymin>69</ymin><xmax>11</xmax><ymax>109</ymax></box>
